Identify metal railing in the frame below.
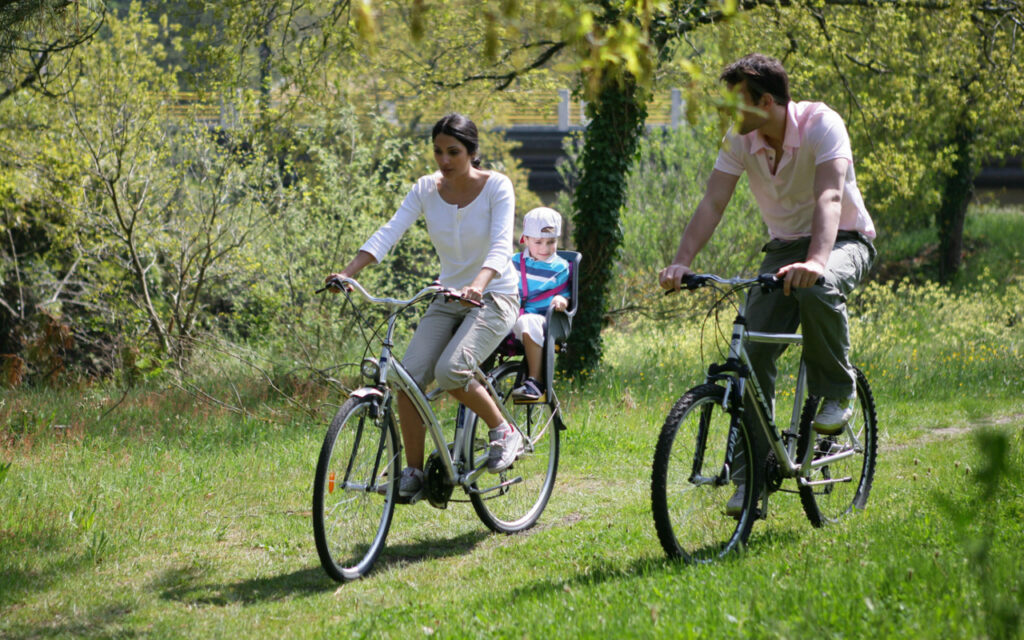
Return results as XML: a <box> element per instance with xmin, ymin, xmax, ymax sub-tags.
<box><xmin>161</xmin><ymin>88</ymin><xmax>689</xmax><ymax>130</ymax></box>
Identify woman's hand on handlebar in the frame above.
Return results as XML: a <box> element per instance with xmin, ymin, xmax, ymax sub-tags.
<box><xmin>659</xmin><ymin>263</ymin><xmax>694</xmax><ymax>292</ymax></box>
<box><xmin>323</xmin><ymin>272</ymin><xmax>353</xmax><ymax>293</ymax></box>
<box><xmin>456</xmin><ymin>285</ymin><xmax>484</xmax><ymax>307</ymax></box>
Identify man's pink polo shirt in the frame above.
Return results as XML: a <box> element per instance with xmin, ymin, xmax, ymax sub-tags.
<box><xmin>714</xmin><ymin>101</ymin><xmax>875</xmax><ymax>241</ymax></box>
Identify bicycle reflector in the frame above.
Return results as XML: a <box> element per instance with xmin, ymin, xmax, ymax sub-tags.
<box><xmin>328</xmin><ymin>471</ymin><xmax>335</xmax><ymax>494</ymax></box>
<box><xmin>361</xmin><ymin>357</ymin><xmax>380</xmax><ymax>380</ymax></box>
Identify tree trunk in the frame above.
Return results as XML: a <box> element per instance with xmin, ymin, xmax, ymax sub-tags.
<box><xmin>936</xmin><ymin>118</ymin><xmax>978</xmax><ymax>284</ymax></box>
<box><xmin>563</xmin><ymin>78</ymin><xmax>647</xmax><ymax>376</ymax></box>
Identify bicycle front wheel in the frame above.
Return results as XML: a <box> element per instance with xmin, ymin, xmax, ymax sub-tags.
<box><xmin>312</xmin><ymin>396</ymin><xmax>399</xmax><ymax>581</ymax></box>
<box><xmin>796</xmin><ymin>367</ymin><xmax>878</xmax><ymax>527</ymax></box>
<box><xmin>467</xmin><ymin>363</ymin><xmax>560</xmax><ymax>533</ymax></box>
<box><xmin>651</xmin><ymin>384</ymin><xmax>758</xmax><ymax>563</ymax></box>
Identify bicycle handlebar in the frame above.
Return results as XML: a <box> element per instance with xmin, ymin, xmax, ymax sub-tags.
<box><xmin>317</xmin><ymin>277</ymin><xmax>483</xmax><ymax>308</ymax></box>
<box><xmin>664</xmin><ymin>273</ymin><xmax>784</xmax><ymax>295</ymax></box>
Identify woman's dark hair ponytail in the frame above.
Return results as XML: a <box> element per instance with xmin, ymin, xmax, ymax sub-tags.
<box><xmin>432</xmin><ymin>113</ymin><xmax>481</xmax><ymax>167</ymax></box>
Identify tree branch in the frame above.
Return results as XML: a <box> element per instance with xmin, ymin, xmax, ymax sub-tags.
<box><xmin>433</xmin><ymin>41</ymin><xmax>567</xmax><ymax>91</ymax></box>
<box><xmin>5</xmin><ymin>225</ymin><xmax>24</xmax><ymax>320</ymax></box>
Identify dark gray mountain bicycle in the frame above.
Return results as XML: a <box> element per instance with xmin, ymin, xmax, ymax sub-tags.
<box><xmin>651</xmin><ymin>273</ymin><xmax>878</xmax><ymax>563</ymax></box>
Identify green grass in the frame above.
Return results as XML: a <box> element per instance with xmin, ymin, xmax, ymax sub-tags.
<box><xmin>3</xmin><ymin>208</ymin><xmax>1024</xmax><ymax>639</ymax></box>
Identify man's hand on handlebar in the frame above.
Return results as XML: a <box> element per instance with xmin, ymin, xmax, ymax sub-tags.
<box><xmin>776</xmin><ymin>260</ymin><xmax>825</xmax><ymax>296</ymax></box>
<box><xmin>659</xmin><ymin>263</ymin><xmax>695</xmax><ymax>292</ymax></box>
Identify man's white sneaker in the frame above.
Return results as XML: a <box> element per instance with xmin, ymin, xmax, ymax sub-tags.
<box><xmin>813</xmin><ymin>396</ymin><xmax>855</xmax><ymax>435</ymax></box>
<box><xmin>487</xmin><ymin>423</ymin><xmax>524</xmax><ymax>473</ymax></box>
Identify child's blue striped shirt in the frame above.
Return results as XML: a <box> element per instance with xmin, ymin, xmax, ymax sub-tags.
<box><xmin>512</xmin><ymin>252</ymin><xmax>571</xmax><ymax>315</ymax></box>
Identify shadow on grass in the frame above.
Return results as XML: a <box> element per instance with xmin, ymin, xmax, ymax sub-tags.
<box><xmin>158</xmin><ymin>564</ymin><xmax>330</xmax><ymax>607</ymax></box>
<box><xmin>158</xmin><ymin>530</ymin><xmax>490</xmax><ymax>605</ymax></box>
<box><xmin>1</xmin><ymin>604</ymin><xmax>139</xmax><ymax>640</ymax></box>
<box><xmin>0</xmin><ymin>525</ymin><xmax>89</xmax><ymax>610</ymax></box>
<box><xmin>508</xmin><ymin>524</ymin><xmax>804</xmax><ymax>602</ymax></box>
<box><xmin>372</xmin><ymin>529</ymin><xmax>490</xmax><ymax>571</ymax></box>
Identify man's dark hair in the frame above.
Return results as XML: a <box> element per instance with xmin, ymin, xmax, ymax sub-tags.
<box><xmin>720</xmin><ymin>54</ymin><xmax>790</xmax><ymax>106</ymax></box>
<box><xmin>432</xmin><ymin>113</ymin><xmax>481</xmax><ymax>167</ymax></box>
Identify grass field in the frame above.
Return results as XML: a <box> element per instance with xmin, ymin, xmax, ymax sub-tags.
<box><xmin>2</xmin><ymin>208</ymin><xmax>1023</xmax><ymax>638</ymax></box>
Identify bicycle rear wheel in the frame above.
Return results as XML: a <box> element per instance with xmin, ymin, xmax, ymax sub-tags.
<box><xmin>651</xmin><ymin>384</ymin><xmax>758</xmax><ymax>562</ymax></box>
<box><xmin>467</xmin><ymin>362</ymin><xmax>560</xmax><ymax>533</ymax></box>
<box><xmin>796</xmin><ymin>367</ymin><xmax>878</xmax><ymax>527</ymax></box>
<box><xmin>312</xmin><ymin>396</ymin><xmax>399</xmax><ymax>581</ymax></box>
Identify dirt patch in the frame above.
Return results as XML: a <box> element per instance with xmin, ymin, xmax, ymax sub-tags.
<box><xmin>883</xmin><ymin>413</ymin><xmax>1024</xmax><ymax>452</ymax></box>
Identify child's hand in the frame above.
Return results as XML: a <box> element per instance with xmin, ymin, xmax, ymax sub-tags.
<box><xmin>552</xmin><ymin>295</ymin><xmax>568</xmax><ymax>312</ymax></box>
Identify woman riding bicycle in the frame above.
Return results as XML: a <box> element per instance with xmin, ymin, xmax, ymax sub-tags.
<box><xmin>326</xmin><ymin>113</ymin><xmax>523</xmax><ymax>500</ymax></box>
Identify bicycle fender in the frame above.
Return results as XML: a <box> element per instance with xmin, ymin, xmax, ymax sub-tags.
<box><xmin>349</xmin><ymin>387</ymin><xmax>384</xmax><ymax>400</ymax></box>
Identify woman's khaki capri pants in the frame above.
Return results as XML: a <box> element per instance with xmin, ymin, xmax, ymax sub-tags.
<box><xmin>402</xmin><ymin>291</ymin><xmax>519</xmax><ymax>391</ymax></box>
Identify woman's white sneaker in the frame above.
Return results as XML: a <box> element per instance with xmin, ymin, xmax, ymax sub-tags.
<box><xmin>398</xmin><ymin>467</ymin><xmax>425</xmax><ymax>498</ymax></box>
<box><xmin>487</xmin><ymin>423</ymin><xmax>524</xmax><ymax>473</ymax></box>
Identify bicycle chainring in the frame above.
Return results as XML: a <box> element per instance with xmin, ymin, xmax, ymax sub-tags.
<box><xmin>423</xmin><ymin>448</ymin><xmax>455</xmax><ymax>509</ymax></box>
<box><xmin>764</xmin><ymin>451</ymin><xmax>784</xmax><ymax>493</ymax></box>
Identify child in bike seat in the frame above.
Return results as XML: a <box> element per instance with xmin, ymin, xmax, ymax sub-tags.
<box><xmin>510</xmin><ymin>207</ymin><xmax>571</xmax><ymax>403</ymax></box>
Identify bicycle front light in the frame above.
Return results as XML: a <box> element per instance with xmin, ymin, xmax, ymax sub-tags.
<box><xmin>360</xmin><ymin>357</ymin><xmax>380</xmax><ymax>381</ymax></box>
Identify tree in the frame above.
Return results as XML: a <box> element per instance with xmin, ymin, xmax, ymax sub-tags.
<box><xmin>500</xmin><ymin>0</ymin><xmax>1023</xmax><ymax>371</ymax></box>
<box><xmin>0</xmin><ymin>0</ymin><xmax>106</xmax><ymax>103</ymax></box>
<box><xmin>713</xmin><ymin>1</ymin><xmax>1024</xmax><ymax>283</ymax></box>
<box><xmin>58</xmin><ymin>8</ymin><xmax>286</xmax><ymax>363</ymax></box>
<box><xmin>1</xmin><ymin>5</ymin><xmax>288</xmax><ymax>378</ymax></box>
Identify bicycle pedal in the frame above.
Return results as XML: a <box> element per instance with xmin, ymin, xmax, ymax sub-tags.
<box><xmin>395</xmin><ymin>489</ymin><xmax>425</xmax><ymax>505</ymax></box>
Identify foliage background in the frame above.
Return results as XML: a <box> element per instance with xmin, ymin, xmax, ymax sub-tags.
<box><xmin>1</xmin><ymin>2</ymin><xmax>1023</xmax><ymax>637</ymax></box>
<box><xmin>1</xmin><ymin>0</ymin><xmax>1022</xmax><ymax>385</ymax></box>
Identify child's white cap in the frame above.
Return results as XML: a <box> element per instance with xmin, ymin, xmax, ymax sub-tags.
<box><xmin>521</xmin><ymin>207</ymin><xmax>562</xmax><ymax>240</ymax></box>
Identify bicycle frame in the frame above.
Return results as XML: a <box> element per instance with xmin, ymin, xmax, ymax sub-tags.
<box><xmin>335</xmin><ymin>277</ymin><xmax>531</xmax><ymax>496</ymax></box>
<box><xmin>698</xmin><ymin>277</ymin><xmax>862</xmax><ymax>488</ymax></box>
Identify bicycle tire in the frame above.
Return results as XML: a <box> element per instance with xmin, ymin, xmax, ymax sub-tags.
<box><xmin>467</xmin><ymin>362</ymin><xmax>560</xmax><ymax>533</ymax></box>
<box><xmin>312</xmin><ymin>396</ymin><xmax>399</xmax><ymax>581</ymax></box>
<box><xmin>651</xmin><ymin>384</ymin><xmax>759</xmax><ymax>563</ymax></box>
<box><xmin>796</xmin><ymin>367</ymin><xmax>878</xmax><ymax>527</ymax></box>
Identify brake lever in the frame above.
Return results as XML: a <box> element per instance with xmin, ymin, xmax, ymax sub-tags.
<box><xmin>316</xmin><ymin>277</ymin><xmax>352</xmax><ymax>294</ymax></box>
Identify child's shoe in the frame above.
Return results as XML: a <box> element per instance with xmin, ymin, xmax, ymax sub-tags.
<box><xmin>511</xmin><ymin>377</ymin><xmax>545</xmax><ymax>403</ymax></box>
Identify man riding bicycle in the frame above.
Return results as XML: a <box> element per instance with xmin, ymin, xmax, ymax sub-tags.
<box><xmin>658</xmin><ymin>53</ymin><xmax>876</xmax><ymax>515</ymax></box>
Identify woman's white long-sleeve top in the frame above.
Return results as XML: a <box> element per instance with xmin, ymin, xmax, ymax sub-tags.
<box><xmin>360</xmin><ymin>171</ymin><xmax>518</xmax><ymax>295</ymax></box>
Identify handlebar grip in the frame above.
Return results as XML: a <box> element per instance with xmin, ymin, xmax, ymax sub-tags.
<box><xmin>757</xmin><ymin>274</ymin><xmax>825</xmax><ymax>291</ymax></box>
<box><xmin>444</xmin><ymin>291</ymin><xmax>483</xmax><ymax>307</ymax></box>
<box><xmin>683</xmin><ymin>274</ymin><xmax>710</xmax><ymax>289</ymax></box>
<box><xmin>757</xmin><ymin>273</ymin><xmax>783</xmax><ymax>290</ymax></box>
<box><xmin>663</xmin><ymin>274</ymin><xmax>708</xmax><ymax>295</ymax></box>
<box><xmin>317</xmin><ymin>276</ymin><xmax>353</xmax><ymax>294</ymax></box>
